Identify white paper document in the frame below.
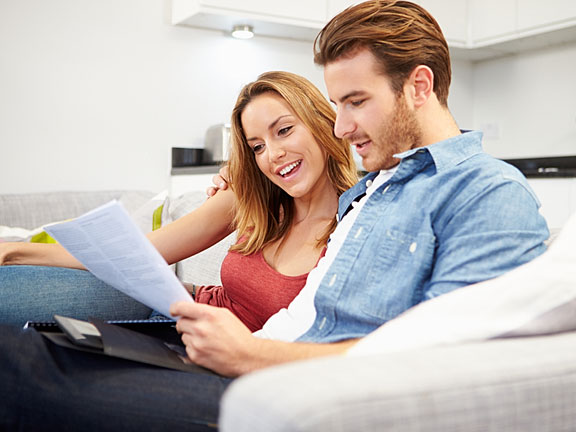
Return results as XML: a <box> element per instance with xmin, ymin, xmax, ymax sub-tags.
<box><xmin>44</xmin><ymin>200</ymin><xmax>193</xmax><ymax>318</ymax></box>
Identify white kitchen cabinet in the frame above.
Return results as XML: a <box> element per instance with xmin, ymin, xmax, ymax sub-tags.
<box><xmin>171</xmin><ymin>0</ymin><xmax>576</xmax><ymax>58</ymax></box>
<box><xmin>468</xmin><ymin>0</ymin><xmax>576</xmax><ymax>57</ymax></box>
<box><xmin>517</xmin><ymin>0</ymin><xmax>576</xmax><ymax>33</ymax></box>
<box><xmin>469</xmin><ymin>0</ymin><xmax>516</xmax><ymax>45</ymax></box>
<box><xmin>415</xmin><ymin>0</ymin><xmax>469</xmax><ymax>47</ymax></box>
<box><xmin>171</xmin><ymin>0</ymin><xmax>327</xmax><ymax>41</ymax></box>
<box><xmin>327</xmin><ymin>0</ymin><xmax>361</xmax><ymax>18</ymax></box>
<box><xmin>327</xmin><ymin>0</ymin><xmax>468</xmax><ymax>47</ymax></box>
<box><xmin>201</xmin><ymin>0</ymin><xmax>326</xmax><ymax>24</ymax></box>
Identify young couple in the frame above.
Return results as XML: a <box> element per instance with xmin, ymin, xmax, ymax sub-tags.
<box><xmin>0</xmin><ymin>70</ymin><xmax>357</xmax><ymax>330</ymax></box>
<box><xmin>0</xmin><ymin>1</ymin><xmax>548</xmax><ymax>430</ymax></box>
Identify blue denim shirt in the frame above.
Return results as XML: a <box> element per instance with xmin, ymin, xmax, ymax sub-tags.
<box><xmin>298</xmin><ymin>131</ymin><xmax>549</xmax><ymax>343</ymax></box>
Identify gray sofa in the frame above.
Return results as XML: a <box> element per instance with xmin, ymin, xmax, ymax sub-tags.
<box><xmin>220</xmin><ymin>332</ymin><xmax>576</xmax><ymax>431</ymax></box>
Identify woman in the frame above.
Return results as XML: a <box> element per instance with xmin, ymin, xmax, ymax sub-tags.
<box><xmin>0</xmin><ymin>71</ymin><xmax>358</xmax><ymax>330</ymax></box>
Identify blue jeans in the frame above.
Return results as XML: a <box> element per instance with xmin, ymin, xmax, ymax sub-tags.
<box><xmin>0</xmin><ymin>266</ymin><xmax>152</xmax><ymax>326</ymax></box>
<box><xmin>0</xmin><ymin>325</ymin><xmax>231</xmax><ymax>431</ymax></box>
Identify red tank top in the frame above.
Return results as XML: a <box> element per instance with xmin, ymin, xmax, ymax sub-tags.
<box><xmin>195</xmin><ymin>249</ymin><xmax>321</xmax><ymax>332</ymax></box>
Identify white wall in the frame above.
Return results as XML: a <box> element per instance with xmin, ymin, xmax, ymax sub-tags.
<box><xmin>0</xmin><ymin>0</ymin><xmax>326</xmax><ymax>194</ymax></box>
<box><xmin>473</xmin><ymin>41</ymin><xmax>576</xmax><ymax>159</ymax></box>
<box><xmin>3</xmin><ymin>0</ymin><xmax>571</xmax><ymax>196</ymax></box>
<box><xmin>449</xmin><ymin>58</ymin><xmax>475</xmax><ymax>129</ymax></box>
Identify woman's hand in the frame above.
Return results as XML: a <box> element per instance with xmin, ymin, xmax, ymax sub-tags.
<box><xmin>206</xmin><ymin>166</ymin><xmax>230</xmax><ymax>198</ymax></box>
<box><xmin>0</xmin><ymin>242</ymin><xmax>20</xmax><ymax>265</ymax></box>
<box><xmin>0</xmin><ymin>242</ymin><xmax>40</xmax><ymax>266</ymax></box>
<box><xmin>171</xmin><ymin>301</ymin><xmax>261</xmax><ymax>377</ymax></box>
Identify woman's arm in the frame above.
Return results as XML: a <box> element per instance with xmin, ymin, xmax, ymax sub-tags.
<box><xmin>0</xmin><ymin>242</ymin><xmax>84</xmax><ymax>268</ymax></box>
<box><xmin>0</xmin><ymin>188</ymin><xmax>237</xmax><ymax>269</ymax></box>
<box><xmin>146</xmin><ymin>188</ymin><xmax>236</xmax><ymax>265</ymax></box>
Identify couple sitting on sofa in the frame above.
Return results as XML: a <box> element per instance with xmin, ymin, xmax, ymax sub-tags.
<box><xmin>0</xmin><ymin>69</ymin><xmax>358</xmax><ymax>330</ymax></box>
<box><xmin>0</xmin><ymin>1</ymin><xmax>569</xmax><ymax>430</ymax></box>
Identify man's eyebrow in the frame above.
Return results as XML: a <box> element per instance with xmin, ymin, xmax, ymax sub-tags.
<box><xmin>331</xmin><ymin>90</ymin><xmax>366</xmax><ymax>105</ymax></box>
<box><xmin>246</xmin><ymin>115</ymin><xmax>292</xmax><ymax>142</ymax></box>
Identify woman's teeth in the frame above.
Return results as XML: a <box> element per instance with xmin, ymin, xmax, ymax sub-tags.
<box><xmin>279</xmin><ymin>160</ymin><xmax>301</xmax><ymax>177</ymax></box>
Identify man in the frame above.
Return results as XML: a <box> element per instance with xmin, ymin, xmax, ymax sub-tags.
<box><xmin>0</xmin><ymin>1</ymin><xmax>548</xmax><ymax>430</ymax></box>
<box><xmin>170</xmin><ymin>0</ymin><xmax>548</xmax><ymax>376</ymax></box>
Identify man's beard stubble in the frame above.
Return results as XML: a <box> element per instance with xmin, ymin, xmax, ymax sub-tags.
<box><xmin>366</xmin><ymin>95</ymin><xmax>423</xmax><ymax>172</ymax></box>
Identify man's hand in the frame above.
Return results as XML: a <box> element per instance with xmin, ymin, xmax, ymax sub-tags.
<box><xmin>206</xmin><ymin>166</ymin><xmax>230</xmax><ymax>198</ymax></box>
<box><xmin>170</xmin><ymin>301</ymin><xmax>359</xmax><ymax>377</ymax></box>
<box><xmin>171</xmin><ymin>301</ymin><xmax>261</xmax><ymax>376</ymax></box>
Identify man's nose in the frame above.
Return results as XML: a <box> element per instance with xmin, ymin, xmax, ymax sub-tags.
<box><xmin>334</xmin><ymin>110</ymin><xmax>355</xmax><ymax>139</ymax></box>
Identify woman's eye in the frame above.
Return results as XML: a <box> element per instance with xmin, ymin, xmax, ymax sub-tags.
<box><xmin>252</xmin><ymin>144</ymin><xmax>264</xmax><ymax>154</ymax></box>
<box><xmin>278</xmin><ymin>126</ymin><xmax>293</xmax><ymax>136</ymax></box>
<box><xmin>350</xmin><ymin>99</ymin><xmax>365</xmax><ymax>107</ymax></box>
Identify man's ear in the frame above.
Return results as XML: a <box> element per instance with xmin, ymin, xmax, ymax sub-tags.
<box><xmin>406</xmin><ymin>65</ymin><xmax>434</xmax><ymax>108</ymax></box>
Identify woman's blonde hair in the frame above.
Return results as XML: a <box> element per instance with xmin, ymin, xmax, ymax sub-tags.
<box><xmin>228</xmin><ymin>71</ymin><xmax>358</xmax><ymax>255</ymax></box>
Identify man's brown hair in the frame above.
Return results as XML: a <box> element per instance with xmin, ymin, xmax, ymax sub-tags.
<box><xmin>314</xmin><ymin>0</ymin><xmax>451</xmax><ymax>106</ymax></box>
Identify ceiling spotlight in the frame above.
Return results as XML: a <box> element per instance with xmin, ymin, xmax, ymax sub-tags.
<box><xmin>231</xmin><ymin>25</ymin><xmax>254</xmax><ymax>40</ymax></box>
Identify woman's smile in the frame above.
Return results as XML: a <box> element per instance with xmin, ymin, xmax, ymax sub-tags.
<box><xmin>277</xmin><ymin>160</ymin><xmax>302</xmax><ymax>178</ymax></box>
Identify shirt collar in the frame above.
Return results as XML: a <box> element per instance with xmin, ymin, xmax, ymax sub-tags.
<box><xmin>394</xmin><ymin>130</ymin><xmax>484</xmax><ymax>173</ymax></box>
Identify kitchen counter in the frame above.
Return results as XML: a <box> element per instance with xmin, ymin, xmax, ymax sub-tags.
<box><xmin>171</xmin><ymin>165</ymin><xmax>221</xmax><ymax>176</ymax></box>
<box><xmin>504</xmin><ymin>156</ymin><xmax>576</xmax><ymax>178</ymax></box>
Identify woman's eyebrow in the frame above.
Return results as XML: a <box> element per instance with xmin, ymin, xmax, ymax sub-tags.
<box><xmin>267</xmin><ymin>115</ymin><xmax>292</xmax><ymax>132</ymax></box>
<box><xmin>245</xmin><ymin>115</ymin><xmax>293</xmax><ymax>142</ymax></box>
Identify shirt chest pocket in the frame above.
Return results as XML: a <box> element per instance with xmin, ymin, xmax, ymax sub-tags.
<box><xmin>359</xmin><ymin>229</ymin><xmax>436</xmax><ymax>321</ymax></box>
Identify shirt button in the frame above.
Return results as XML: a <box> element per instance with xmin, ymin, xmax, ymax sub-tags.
<box><xmin>366</xmin><ymin>180</ymin><xmax>373</xmax><ymax>188</ymax></box>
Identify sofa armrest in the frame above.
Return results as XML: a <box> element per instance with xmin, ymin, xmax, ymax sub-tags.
<box><xmin>220</xmin><ymin>332</ymin><xmax>576</xmax><ymax>432</ymax></box>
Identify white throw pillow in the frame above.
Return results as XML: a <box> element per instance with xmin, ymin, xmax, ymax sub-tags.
<box><xmin>0</xmin><ymin>225</ymin><xmax>48</xmax><ymax>243</ymax></box>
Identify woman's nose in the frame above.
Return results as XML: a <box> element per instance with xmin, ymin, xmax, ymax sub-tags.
<box><xmin>268</xmin><ymin>142</ymin><xmax>286</xmax><ymax>162</ymax></box>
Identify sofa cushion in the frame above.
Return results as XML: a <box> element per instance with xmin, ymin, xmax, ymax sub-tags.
<box><xmin>220</xmin><ymin>331</ymin><xmax>576</xmax><ymax>432</ymax></box>
<box><xmin>168</xmin><ymin>191</ymin><xmax>236</xmax><ymax>286</ymax></box>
